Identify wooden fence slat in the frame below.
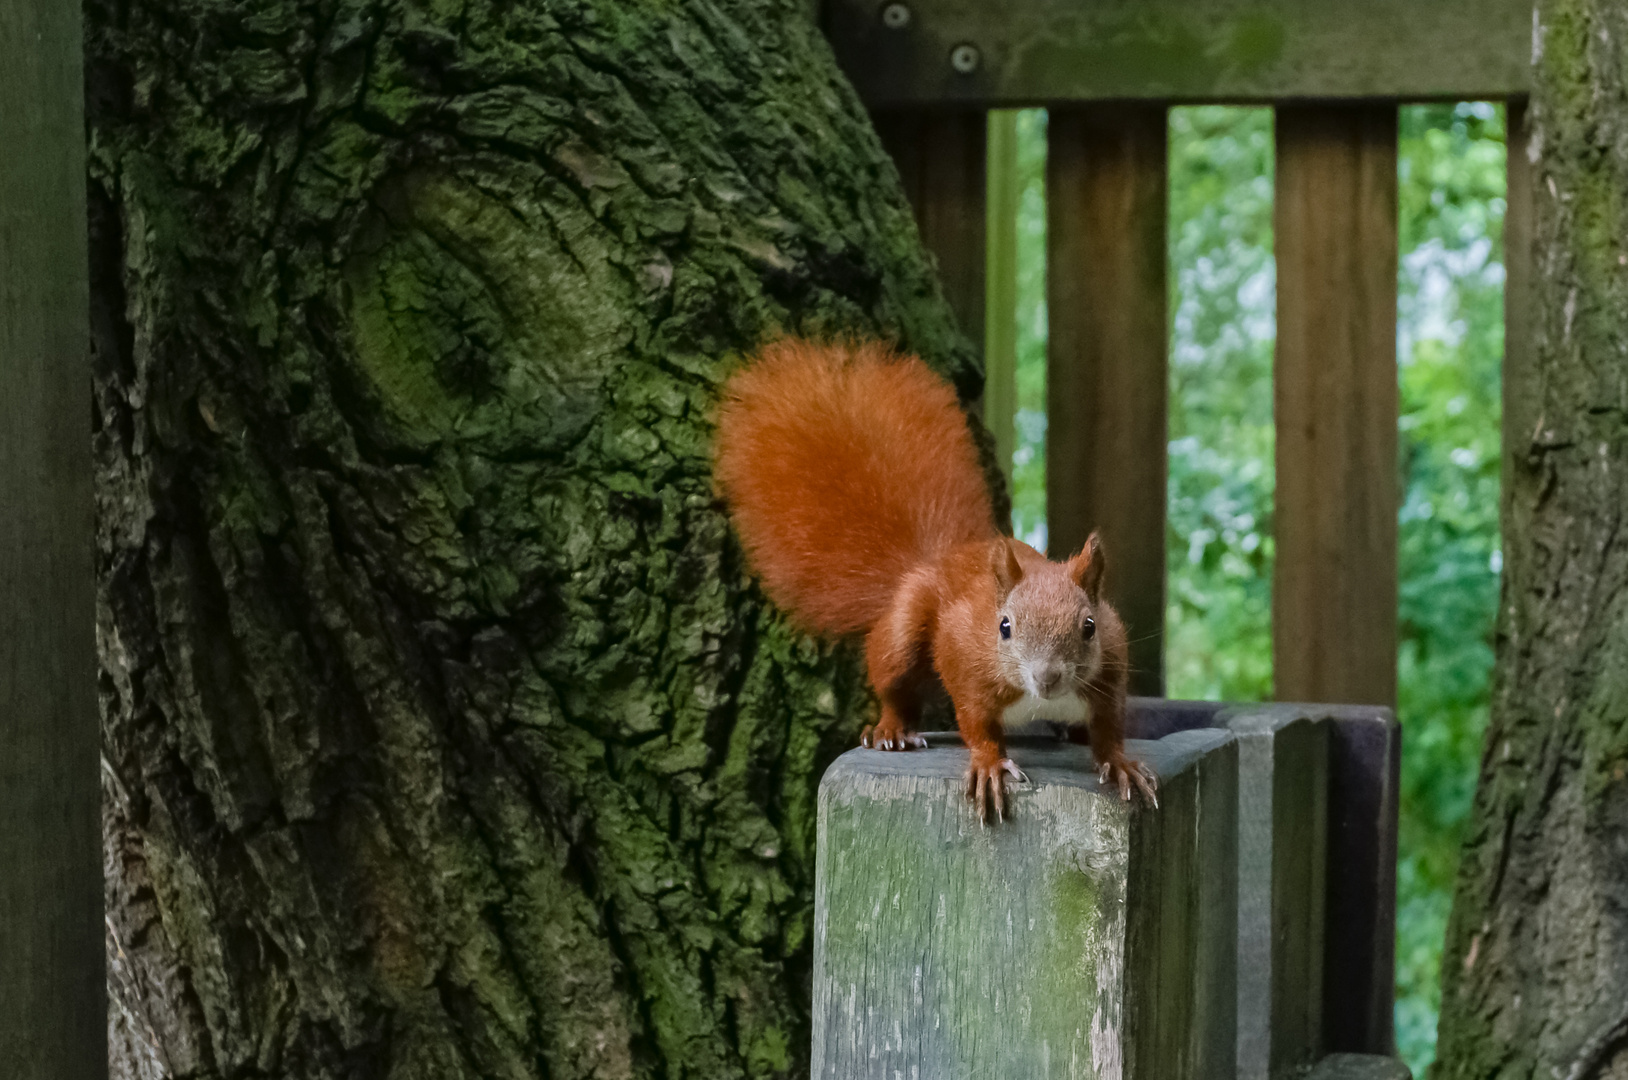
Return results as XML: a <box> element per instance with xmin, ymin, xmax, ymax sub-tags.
<box><xmin>874</xmin><ymin>110</ymin><xmax>989</xmax><ymax>351</ymax></box>
<box><xmin>0</xmin><ymin>0</ymin><xmax>104</xmax><ymax>1071</ymax></box>
<box><xmin>1046</xmin><ymin>104</ymin><xmax>1170</xmax><ymax>697</ymax></box>
<box><xmin>984</xmin><ymin>110</ymin><xmax>1020</xmax><ymax>484</ymax></box>
<box><xmin>1272</xmin><ymin>104</ymin><xmax>1400</xmax><ymax>713</ymax></box>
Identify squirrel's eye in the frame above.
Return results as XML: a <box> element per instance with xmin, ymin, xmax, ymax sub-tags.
<box><xmin>1081</xmin><ymin>617</ymin><xmax>1096</xmax><ymax>641</ymax></box>
<box><xmin>999</xmin><ymin>616</ymin><xmax>1012</xmax><ymax>640</ymax></box>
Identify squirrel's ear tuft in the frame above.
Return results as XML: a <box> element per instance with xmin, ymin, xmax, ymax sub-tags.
<box><xmin>991</xmin><ymin>538</ymin><xmax>1024</xmax><ymax>597</ymax></box>
<box><xmin>1068</xmin><ymin>533</ymin><xmax>1106</xmax><ymax>601</ymax></box>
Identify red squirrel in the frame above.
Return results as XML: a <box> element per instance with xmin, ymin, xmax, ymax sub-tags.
<box><xmin>713</xmin><ymin>339</ymin><xmax>1158</xmax><ymax>822</ymax></box>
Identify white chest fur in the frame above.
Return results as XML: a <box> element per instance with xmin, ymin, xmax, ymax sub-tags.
<box><xmin>1000</xmin><ymin>690</ymin><xmax>1090</xmax><ymax>733</ymax></box>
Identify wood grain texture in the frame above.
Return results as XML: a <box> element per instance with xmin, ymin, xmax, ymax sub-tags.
<box><xmin>826</xmin><ymin>0</ymin><xmax>1530</xmax><ymax>106</ymax></box>
<box><xmin>1141</xmin><ymin>698</ymin><xmax>1400</xmax><ymax>1059</ymax></box>
<box><xmin>0</xmin><ymin>0</ymin><xmax>102</xmax><ymax>1071</ymax></box>
<box><xmin>1223</xmin><ymin>710</ymin><xmax>1330</xmax><ymax>1079</ymax></box>
<box><xmin>1046</xmin><ymin>105</ymin><xmax>1169</xmax><ymax>697</ymax></box>
<box><xmin>874</xmin><ymin>110</ymin><xmax>989</xmax><ymax>350</ymax></box>
<box><xmin>1272</xmin><ymin>104</ymin><xmax>1399</xmax><ymax>709</ymax></box>
<box><xmin>811</xmin><ymin>730</ymin><xmax>1236</xmax><ymax>1079</ymax></box>
<box><xmin>1320</xmin><ymin>707</ymin><xmax>1400</xmax><ymax>1055</ymax></box>
<box><xmin>984</xmin><ymin>110</ymin><xmax>1019</xmax><ymax>482</ymax></box>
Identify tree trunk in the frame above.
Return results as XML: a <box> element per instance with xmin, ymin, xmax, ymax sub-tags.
<box><xmin>85</xmin><ymin>0</ymin><xmax>982</xmax><ymax>1075</ymax></box>
<box><xmin>1435</xmin><ymin>2</ymin><xmax>1628</xmax><ymax>1078</ymax></box>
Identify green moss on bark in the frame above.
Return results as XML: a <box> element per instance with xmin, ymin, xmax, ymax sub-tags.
<box><xmin>88</xmin><ymin>0</ymin><xmax>983</xmax><ymax>1075</ymax></box>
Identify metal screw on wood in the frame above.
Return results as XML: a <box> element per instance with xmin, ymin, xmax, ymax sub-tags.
<box><xmin>880</xmin><ymin>2</ymin><xmax>910</xmax><ymax>29</ymax></box>
<box><xmin>949</xmin><ymin>42</ymin><xmax>980</xmax><ymax>74</ymax></box>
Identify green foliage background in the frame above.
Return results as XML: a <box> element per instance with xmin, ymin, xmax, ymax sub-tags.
<box><xmin>1001</xmin><ymin>103</ymin><xmax>1505</xmax><ymax>1074</ymax></box>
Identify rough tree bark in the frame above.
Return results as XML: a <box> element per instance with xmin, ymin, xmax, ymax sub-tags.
<box><xmin>1435</xmin><ymin>2</ymin><xmax>1628</xmax><ymax>1078</ymax></box>
<box><xmin>85</xmin><ymin>0</ymin><xmax>986</xmax><ymax>1075</ymax></box>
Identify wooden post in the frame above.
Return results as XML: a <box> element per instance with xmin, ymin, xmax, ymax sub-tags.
<box><xmin>0</xmin><ymin>0</ymin><xmax>103</xmax><ymax>1073</ymax></box>
<box><xmin>1046</xmin><ymin>104</ymin><xmax>1169</xmax><ymax>697</ymax></box>
<box><xmin>1223</xmin><ymin>709</ymin><xmax>1330</xmax><ymax>1079</ymax></box>
<box><xmin>984</xmin><ymin>110</ymin><xmax>1020</xmax><ymax>482</ymax></box>
<box><xmin>874</xmin><ymin>110</ymin><xmax>988</xmax><ymax>350</ymax></box>
<box><xmin>1134</xmin><ymin>698</ymin><xmax>1400</xmax><ymax>1064</ymax></box>
<box><xmin>1272</xmin><ymin>104</ymin><xmax>1400</xmax><ymax>709</ymax></box>
<box><xmin>1321</xmin><ymin>706</ymin><xmax>1400</xmax><ymax>1056</ymax></box>
<box><xmin>811</xmin><ymin>729</ymin><xmax>1237</xmax><ymax>1079</ymax></box>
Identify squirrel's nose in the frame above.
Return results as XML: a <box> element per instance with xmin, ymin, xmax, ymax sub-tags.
<box><xmin>1037</xmin><ymin>665</ymin><xmax>1066</xmax><ymax>697</ymax></box>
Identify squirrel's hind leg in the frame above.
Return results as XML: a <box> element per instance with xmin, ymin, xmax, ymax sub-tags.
<box><xmin>859</xmin><ymin>580</ymin><xmax>936</xmax><ymax>751</ymax></box>
<box><xmin>860</xmin><ymin>691</ymin><xmax>928</xmax><ymax>751</ymax></box>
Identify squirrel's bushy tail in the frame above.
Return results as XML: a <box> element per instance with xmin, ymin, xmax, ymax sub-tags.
<box><xmin>714</xmin><ymin>339</ymin><xmax>996</xmax><ymax>636</ymax></box>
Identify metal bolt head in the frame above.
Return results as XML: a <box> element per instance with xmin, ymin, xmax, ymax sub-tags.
<box><xmin>949</xmin><ymin>42</ymin><xmax>980</xmax><ymax>74</ymax></box>
<box><xmin>880</xmin><ymin>2</ymin><xmax>911</xmax><ymax>29</ymax></box>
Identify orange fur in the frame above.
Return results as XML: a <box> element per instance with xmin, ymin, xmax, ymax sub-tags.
<box><xmin>714</xmin><ymin>339</ymin><xmax>995</xmax><ymax>635</ymax></box>
<box><xmin>714</xmin><ymin>338</ymin><xmax>1155</xmax><ymax>819</ymax></box>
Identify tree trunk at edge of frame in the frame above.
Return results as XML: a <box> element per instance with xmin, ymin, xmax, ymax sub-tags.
<box><xmin>1435</xmin><ymin>2</ymin><xmax>1628</xmax><ymax>1078</ymax></box>
<box><xmin>86</xmin><ymin>1</ymin><xmax>996</xmax><ymax>1075</ymax></box>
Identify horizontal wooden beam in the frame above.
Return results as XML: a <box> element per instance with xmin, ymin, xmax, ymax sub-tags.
<box><xmin>825</xmin><ymin>0</ymin><xmax>1529</xmax><ymax>106</ymax></box>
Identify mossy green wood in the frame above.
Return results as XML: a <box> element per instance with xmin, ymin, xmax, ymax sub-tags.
<box><xmin>84</xmin><ymin>0</ymin><xmax>986</xmax><ymax>1074</ymax></box>
<box><xmin>826</xmin><ymin>0</ymin><xmax>1529</xmax><ymax>106</ymax></box>
<box><xmin>811</xmin><ymin>730</ymin><xmax>1236</xmax><ymax>1079</ymax></box>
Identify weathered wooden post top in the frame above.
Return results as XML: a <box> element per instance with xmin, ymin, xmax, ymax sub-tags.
<box><xmin>811</xmin><ymin>700</ymin><xmax>1405</xmax><ymax>1079</ymax></box>
<box><xmin>814</xmin><ymin>727</ymin><xmax>1236</xmax><ymax>1078</ymax></box>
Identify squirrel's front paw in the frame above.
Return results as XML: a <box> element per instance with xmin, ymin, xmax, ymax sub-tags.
<box><xmin>1097</xmin><ymin>752</ymin><xmax>1159</xmax><ymax>807</ymax></box>
<box><xmin>860</xmin><ymin>722</ymin><xmax>927</xmax><ymax>752</ymax></box>
<box><xmin>963</xmin><ymin>755</ymin><xmax>1028</xmax><ymax>824</ymax></box>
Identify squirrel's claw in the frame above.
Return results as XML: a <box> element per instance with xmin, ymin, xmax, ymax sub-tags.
<box><xmin>1098</xmin><ymin>754</ymin><xmax>1159</xmax><ymax>808</ymax></box>
<box><xmin>964</xmin><ymin>756</ymin><xmax>1028</xmax><ymax>824</ymax></box>
<box><xmin>860</xmin><ymin>725</ymin><xmax>927</xmax><ymax>752</ymax></box>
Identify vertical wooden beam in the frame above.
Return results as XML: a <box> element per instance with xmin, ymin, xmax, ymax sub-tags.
<box><xmin>874</xmin><ymin>110</ymin><xmax>988</xmax><ymax>351</ymax></box>
<box><xmin>1272</xmin><ymin>104</ymin><xmax>1399</xmax><ymax>712</ymax></box>
<box><xmin>984</xmin><ymin>110</ymin><xmax>1020</xmax><ymax>483</ymax></box>
<box><xmin>1046</xmin><ymin>104</ymin><xmax>1169</xmax><ymax>697</ymax></box>
<box><xmin>1502</xmin><ymin>100</ymin><xmax>1535</xmax><ymax>536</ymax></box>
<box><xmin>0</xmin><ymin>0</ymin><xmax>103</xmax><ymax>1072</ymax></box>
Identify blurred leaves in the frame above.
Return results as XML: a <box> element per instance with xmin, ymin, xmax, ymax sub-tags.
<box><xmin>1165</xmin><ymin>106</ymin><xmax>1277</xmax><ymax>703</ymax></box>
<box><xmin>1393</xmin><ymin>102</ymin><xmax>1503</xmax><ymax>1076</ymax></box>
<box><xmin>1009</xmin><ymin>108</ymin><xmax>1049</xmax><ymax>549</ymax></box>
